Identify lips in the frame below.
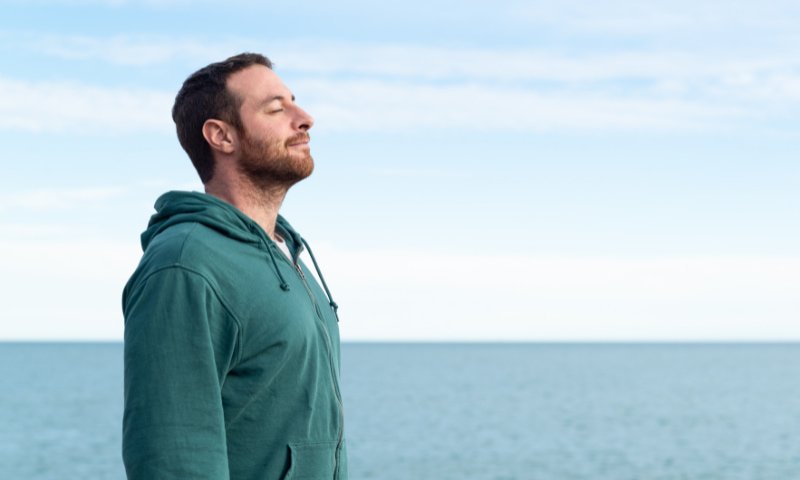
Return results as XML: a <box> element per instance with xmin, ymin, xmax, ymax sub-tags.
<box><xmin>286</xmin><ymin>133</ymin><xmax>310</xmax><ymax>147</ymax></box>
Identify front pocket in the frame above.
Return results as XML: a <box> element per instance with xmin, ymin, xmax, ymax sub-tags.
<box><xmin>284</xmin><ymin>440</ymin><xmax>338</xmax><ymax>479</ymax></box>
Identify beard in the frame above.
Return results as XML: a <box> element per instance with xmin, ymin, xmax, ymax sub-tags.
<box><xmin>237</xmin><ymin>128</ymin><xmax>314</xmax><ymax>187</ymax></box>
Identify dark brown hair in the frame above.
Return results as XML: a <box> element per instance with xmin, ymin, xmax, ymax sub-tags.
<box><xmin>172</xmin><ymin>53</ymin><xmax>273</xmax><ymax>183</ymax></box>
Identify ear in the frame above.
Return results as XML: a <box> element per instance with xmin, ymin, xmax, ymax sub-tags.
<box><xmin>202</xmin><ymin>119</ymin><xmax>237</xmax><ymax>155</ymax></box>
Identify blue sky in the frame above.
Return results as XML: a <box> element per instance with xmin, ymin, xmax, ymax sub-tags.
<box><xmin>1</xmin><ymin>0</ymin><xmax>797</xmax><ymax>340</ymax></box>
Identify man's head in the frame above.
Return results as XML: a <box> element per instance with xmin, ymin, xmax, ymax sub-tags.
<box><xmin>172</xmin><ymin>53</ymin><xmax>314</xmax><ymax>185</ymax></box>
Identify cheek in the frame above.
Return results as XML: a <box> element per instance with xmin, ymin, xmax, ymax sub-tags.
<box><xmin>250</xmin><ymin>116</ymin><xmax>284</xmax><ymax>135</ymax></box>
<box><xmin>242</xmin><ymin>114</ymin><xmax>278</xmax><ymax>135</ymax></box>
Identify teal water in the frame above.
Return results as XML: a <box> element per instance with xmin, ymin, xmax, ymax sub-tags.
<box><xmin>2</xmin><ymin>343</ymin><xmax>800</xmax><ymax>479</ymax></box>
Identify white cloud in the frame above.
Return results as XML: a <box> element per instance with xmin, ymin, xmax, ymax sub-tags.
<box><xmin>325</xmin><ymin>249</ymin><xmax>799</xmax><ymax>302</ymax></box>
<box><xmin>0</xmin><ymin>238</ymin><xmax>140</xmax><ymax>340</ymax></box>
<box><xmin>17</xmin><ymin>33</ymin><xmax>800</xmax><ymax>87</ymax></box>
<box><xmin>11</xmin><ymin>33</ymin><xmax>799</xmax><ymax>112</ymax></box>
<box><xmin>369</xmin><ymin>167</ymin><xmax>475</xmax><ymax>180</ymax></box>
<box><xmin>0</xmin><ymin>186</ymin><xmax>129</xmax><ymax>211</ymax></box>
<box><xmin>0</xmin><ymin>223</ymin><xmax>75</xmax><ymax>237</ymax></box>
<box><xmin>3</xmin><ymin>32</ymin><xmax>798</xmax><ymax>134</ymax></box>
<box><xmin>509</xmin><ymin>0</ymin><xmax>800</xmax><ymax>35</ymax></box>
<box><xmin>278</xmin><ymin>43</ymin><xmax>800</xmax><ymax>97</ymax></box>
<box><xmin>284</xmin><ymin>44</ymin><xmax>800</xmax><ymax>109</ymax></box>
<box><xmin>298</xmin><ymin>79</ymin><xmax>742</xmax><ymax>132</ymax></box>
<box><xmin>317</xmin><ymin>246</ymin><xmax>800</xmax><ymax>341</ymax></box>
<box><xmin>0</xmin><ymin>180</ymin><xmax>202</xmax><ymax>207</ymax></box>
<box><xmin>1</xmin><ymin>231</ymin><xmax>797</xmax><ymax>341</ymax></box>
<box><xmin>0</xmin><ymin>76</ymin><xmax>172</xmax><ymax>133</ymax></box>
<box><xmin>0</xmin><ymin>75</ymin><xmax>765</xmax><ymax>135</ymax></box>
<box><xmin>0</xmin><ymin>0</ymin><xmax>214</xmax><ymax>6</ymax></box>
<box><xmin>27</xmin><ymin>33</ymin><xmax>235</xmax><ymax>67</ymax></box>
<box><xmin>0</xmin><ymin>73</ymin><xmax>742</xmax><ymax>135</ymax></box>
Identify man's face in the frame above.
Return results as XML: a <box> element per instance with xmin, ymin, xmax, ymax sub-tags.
<box><xmin>225</xmin><ymin>65</ymin><xmax>315</xmax><ymax>185</ymax></box>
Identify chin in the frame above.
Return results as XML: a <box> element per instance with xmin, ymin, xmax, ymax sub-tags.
<box><xmin>298</xmin><ymin>153</ymin><xmax>315</xmax><ymax>175</ymax></box>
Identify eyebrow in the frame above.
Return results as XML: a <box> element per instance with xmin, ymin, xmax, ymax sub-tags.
<box><xmin>260</xmin><ymin>94</ymin><xmax>296</xmax><ymax>106</ymax></box>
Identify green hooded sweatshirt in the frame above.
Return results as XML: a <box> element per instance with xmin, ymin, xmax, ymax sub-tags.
<box><xmin>122</xmin><ymin>191</ymin><xmax>347</xmax><ymax>480</ymax></box>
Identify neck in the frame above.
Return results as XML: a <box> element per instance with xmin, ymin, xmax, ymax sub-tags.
<box><xmin>205</xmin><ymin>175</ymin><xmax>289</xmax><ymax>239</ymax></box>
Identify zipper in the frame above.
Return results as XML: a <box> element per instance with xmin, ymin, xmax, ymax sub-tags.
<box><xmin>291</xmin><ymin>260</ymin><xmax>345</xmax><ymax>478</ymax></box>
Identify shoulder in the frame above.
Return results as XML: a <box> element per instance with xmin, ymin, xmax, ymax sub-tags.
<box><xmin>124</xmin><ymin>221</ymin><xmax>239</xmax><ymax>299</ymax></box>
<box><xmin>142</xmin><ymin>220</ymin><xmax>250</xmax><ymax>269</ymax></box>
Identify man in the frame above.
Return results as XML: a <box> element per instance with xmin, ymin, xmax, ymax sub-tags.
<box><xmin>122</xmin><ymin>53</ymin><xmax>347</xmax><ymax>480</ymax></box>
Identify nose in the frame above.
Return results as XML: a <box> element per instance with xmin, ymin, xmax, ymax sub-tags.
<box><xmin>293</xmin><ymin>104</ymin><xmax>314</xmax><ymax>131</ymax></box>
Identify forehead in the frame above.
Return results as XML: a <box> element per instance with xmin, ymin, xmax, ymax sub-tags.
<box><xmin>226</xmin><ymin>65</ymin><xmax>291</xmax><ymax>107</ymax></box>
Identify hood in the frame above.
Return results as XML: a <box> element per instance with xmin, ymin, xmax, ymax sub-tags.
<box><xmin>142</xmin><ymin>191</ymin><xmax>267</xmax><ymax>251</ymax></box>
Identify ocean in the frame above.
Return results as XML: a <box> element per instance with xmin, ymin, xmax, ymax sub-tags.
<box><xmin>2</xmin><ymin>342</ymin><xmax>799</xmax><ymax>479</ymax></box>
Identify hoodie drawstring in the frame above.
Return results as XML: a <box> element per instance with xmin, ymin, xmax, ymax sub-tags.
<box><xmin>301</xmin><ymin>238</ymin><xmax>340</xmax><ymax>319</ymax></box>
<box><xmin>264</xmin><ymin>241</ymin><xmax>291</xmax><ymax>291</ymax></box>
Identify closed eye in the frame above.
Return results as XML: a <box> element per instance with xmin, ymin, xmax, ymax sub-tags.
<box><xmin>260</xmin><ymin>93</ymin><xmax>295</xmax><ymax>114</ymax></box>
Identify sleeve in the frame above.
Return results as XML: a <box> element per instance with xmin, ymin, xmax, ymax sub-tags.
<box><xmin>122</xmin><ymin>267</ymin><xmax>240</xmax><ymax>479</ymax></box>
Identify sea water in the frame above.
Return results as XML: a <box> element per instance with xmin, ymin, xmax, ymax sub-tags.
<box><xmin>2</xmin><ymin>342</ymin><xmax>800</xmax><ymax>479</ymax></box>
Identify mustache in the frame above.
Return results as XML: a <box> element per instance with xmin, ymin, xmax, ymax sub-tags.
<box><xmin>286</xmin><ymin>133</ymin><xmax>310</xmax><ymax>145</ymax></box>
